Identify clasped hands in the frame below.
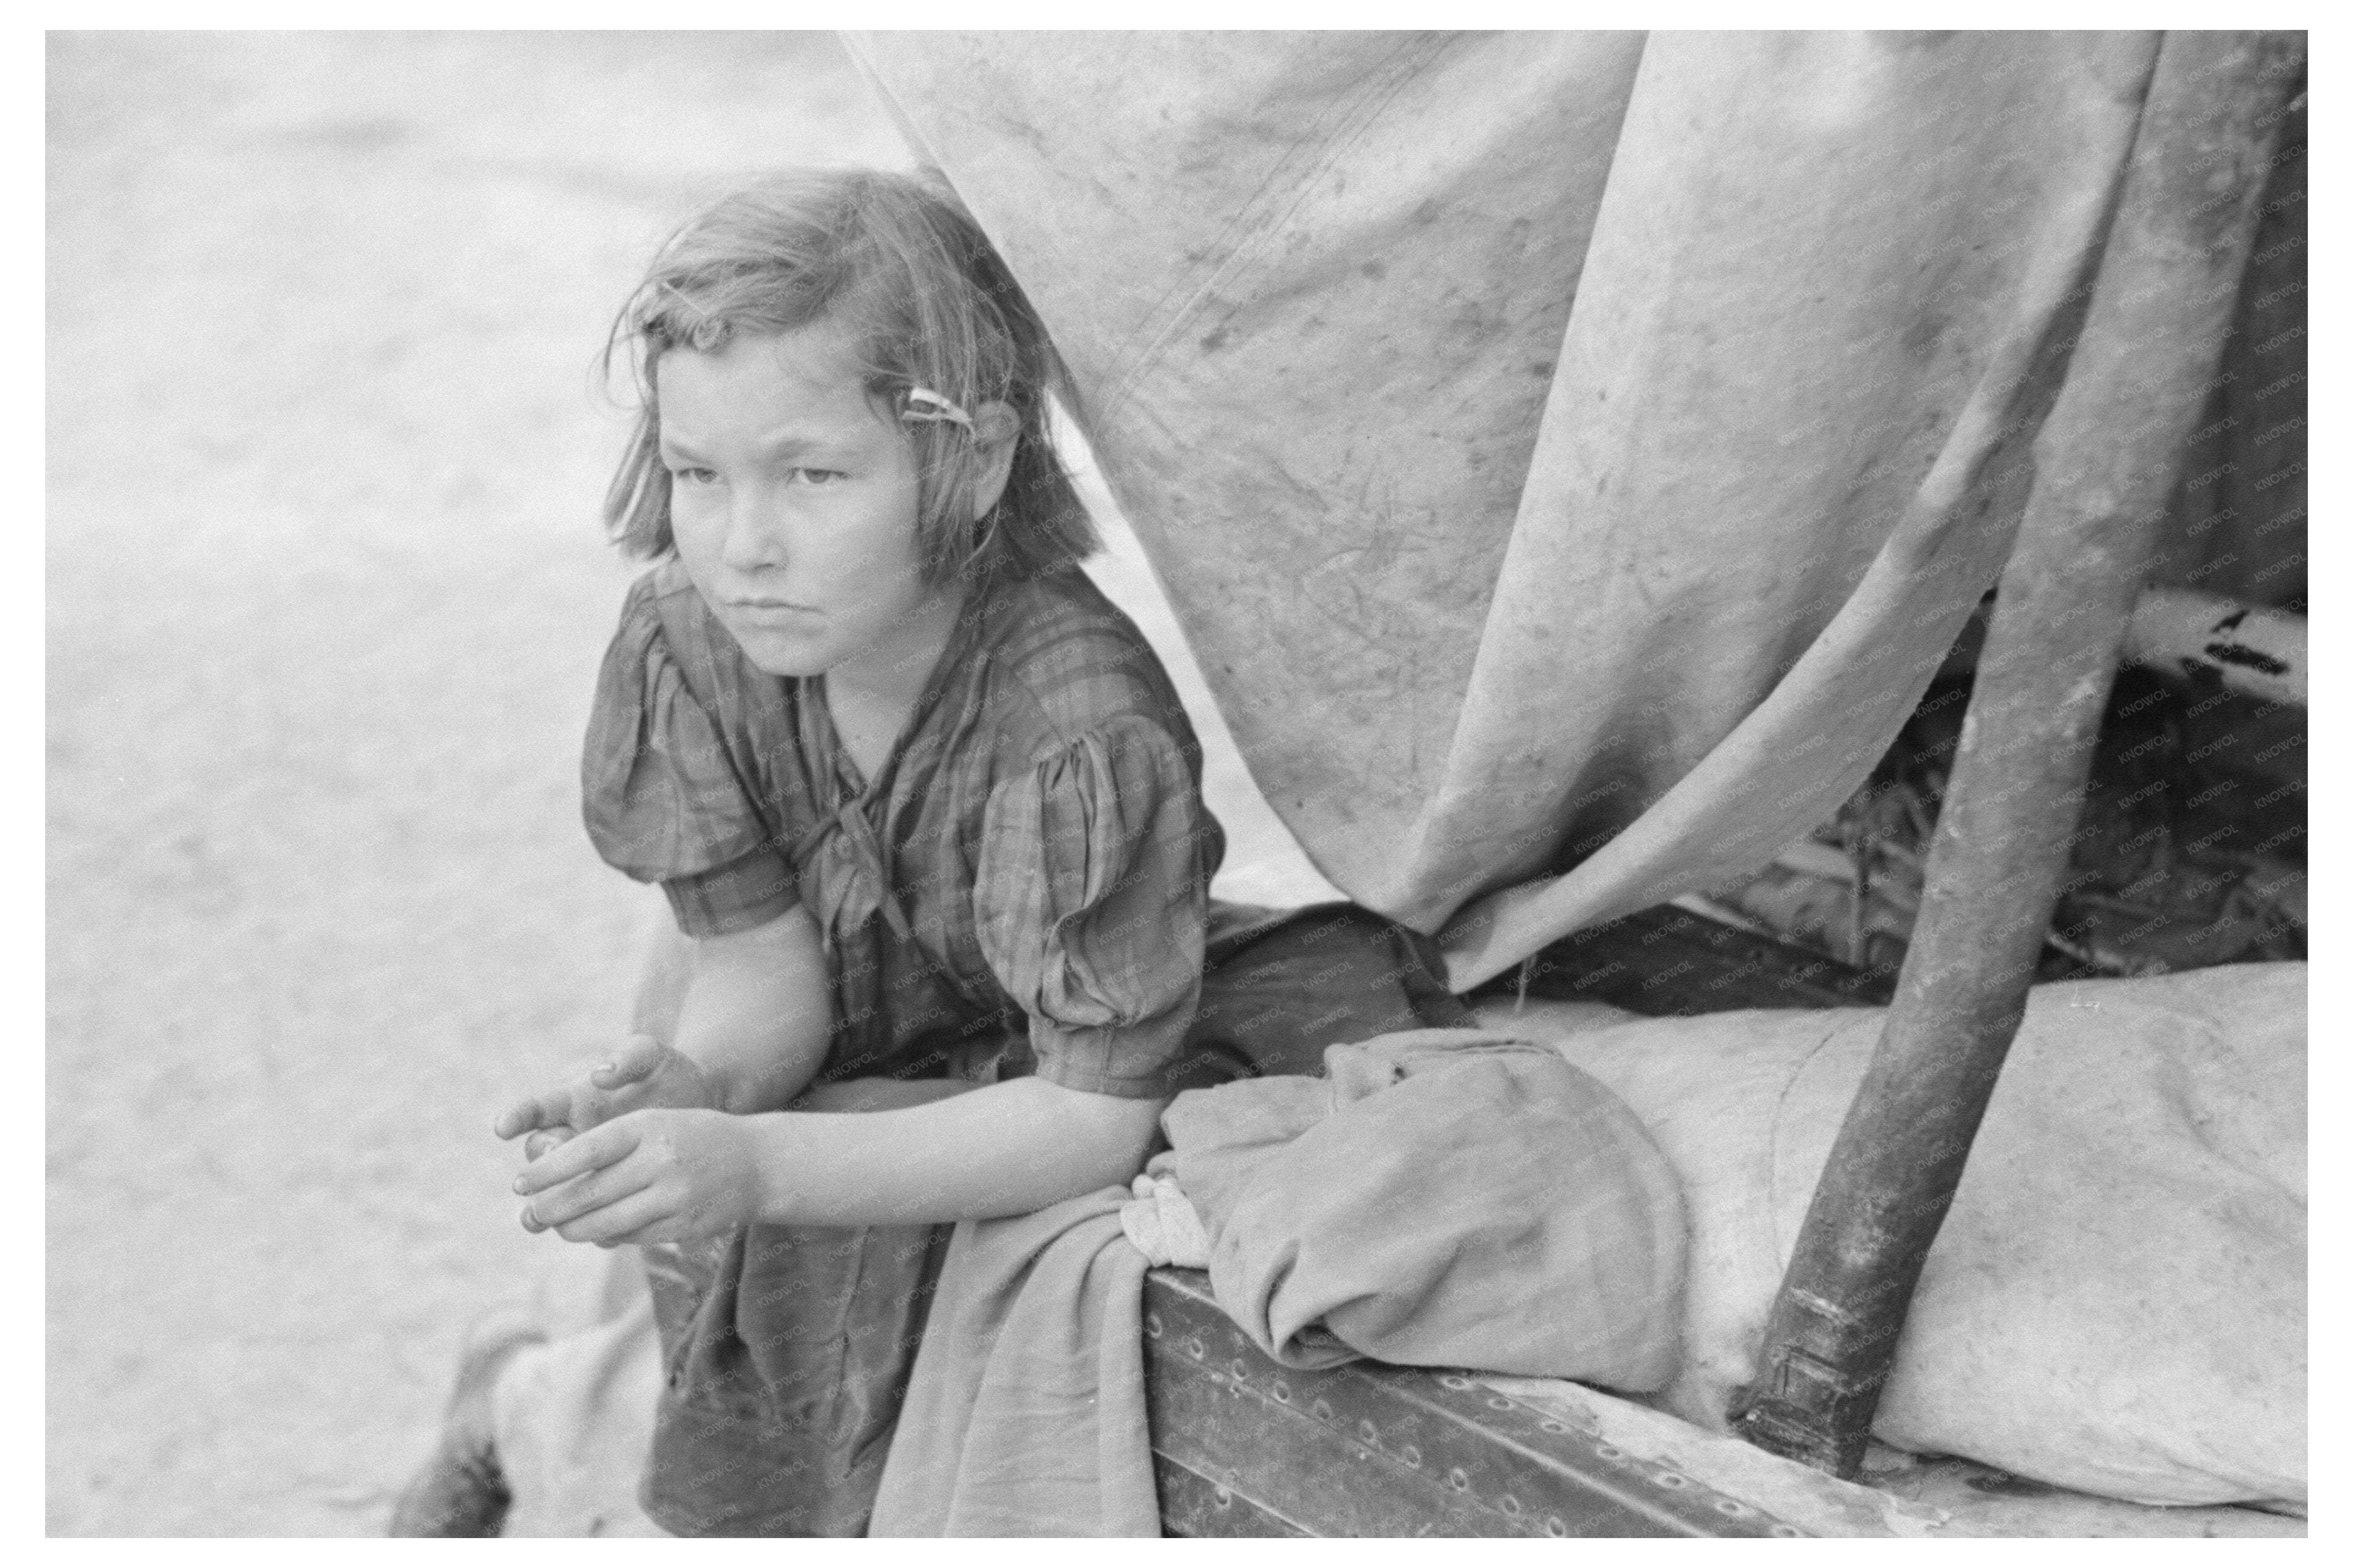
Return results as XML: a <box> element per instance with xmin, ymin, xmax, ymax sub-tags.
<box><xmin>495</xmin><ymin>1034</ymin><xmax>767</xmax><ymax>1247</ymax></box>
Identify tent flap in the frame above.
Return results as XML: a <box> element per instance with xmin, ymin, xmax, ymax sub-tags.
<box><xmin>846</xmin><ymin>30</ymin><xmax>2162</xmax><ymax>987</ymax></box>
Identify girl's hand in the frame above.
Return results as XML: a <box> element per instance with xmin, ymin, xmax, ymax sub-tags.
<box><xmin>510</xmin><ymin>1108</ymin><xmax>767</xmax><ymax>1247</ymax></box>
<box><xmin>492</xmin><ymin>1034</ymin><xmax>716</xmax><ymax>1145</ymax></box>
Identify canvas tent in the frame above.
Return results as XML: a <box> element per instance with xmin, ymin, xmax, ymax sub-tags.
<box><xmin>845</xmin><ymin>31</ymin><xmax>2170</xmax><ymax>988</ymax></box>
<box><xmin>839</xmin><ymin>30</ymin><xmax>2304</xmax><ymax>1503</ymax></box>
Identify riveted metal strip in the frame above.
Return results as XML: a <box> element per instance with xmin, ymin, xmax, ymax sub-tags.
<box><xmin>1153</xmin><ymin>1454</ymin><xmax>1315</xmax><ymax>1537</ymax></box>
<box><xmin>1144</xmin><ymin>1268</ymin><xmax>1804</xmax><ymax>1538</ymax></box>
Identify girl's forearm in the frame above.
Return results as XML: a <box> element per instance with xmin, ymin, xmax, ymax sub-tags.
<box><xmin>670</xmin><ymin>909</ymin><xmax>834</xmax><ymax>1114</ymax></box>
<box><xmin>743</xmin><ymin>1077</ymin><xmax>1166</xmax><ymax>1227</ymax></box>
<box><xmin>673</xmin><ymin>982</ymin><xmax>824</xmax><ymax>1115</ymax></box>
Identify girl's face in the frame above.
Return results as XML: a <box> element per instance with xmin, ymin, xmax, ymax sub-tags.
<box><xmin>656</xmin><ymin>322</ymin><xmax>946</xmax><ymax>682</ymax></box>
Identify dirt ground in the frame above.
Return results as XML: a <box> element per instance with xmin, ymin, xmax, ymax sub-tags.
<box><xmin>45</xmin><ymin>32</ymin><xmax>1331</xmax><ymax>1536</ymax></box>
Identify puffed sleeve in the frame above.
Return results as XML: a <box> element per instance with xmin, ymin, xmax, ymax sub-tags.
<box><xmin>974</xmin><ymin>715</ymin><xmax>1215</xmax><ymax>1098</ymax></box>
<box><xmin>581</xmin><ymin>576</ymin><xmax>798</xmax><ymax>938</ymax></box>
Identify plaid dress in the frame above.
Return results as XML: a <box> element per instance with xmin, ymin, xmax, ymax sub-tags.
<box><xmin>580</xmin><ymin>558</ymin><xmax>1224</xmax><ymax>1534</ymax></box>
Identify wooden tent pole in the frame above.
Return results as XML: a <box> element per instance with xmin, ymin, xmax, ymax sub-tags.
<box><xmin>1730</xmin><ymin>31</ymin><xmax>2303</xmax><ymax>1479</ymax></box>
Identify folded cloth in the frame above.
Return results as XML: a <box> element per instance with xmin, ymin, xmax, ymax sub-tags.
<box><xmin>871</xmin><ymin>1029</ymin><xmax>1684</xmax><ymax>1537</ymax></box>
<box><xmin>867</xmin><ymin>1189</ymin><xmax>1160</xmax><ymax>1538</ymax></box>
<box><xmin>1164</xmin><ymin>1028</ymin><xmax>1688</xmax><ymax>1390</ymax></box>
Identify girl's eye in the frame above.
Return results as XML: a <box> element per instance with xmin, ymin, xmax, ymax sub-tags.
<box><xmin>667</xmin><ymin>466</ymin><xmax>719</xmax><ymax>487</ymax></box>
<box><xmin>791</xmin><ymin>468</ymin><xmax>849</xmax><ymax>486</ymax></box>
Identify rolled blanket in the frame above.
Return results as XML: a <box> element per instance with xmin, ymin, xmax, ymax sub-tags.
<box><xmin>1488</xmin><ymin>964</ymin><xmax>2306</xmax><ymax>1507</ymax></box>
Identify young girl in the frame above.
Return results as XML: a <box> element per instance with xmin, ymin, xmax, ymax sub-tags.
<box><xmin>484</xmin><ymin>167</ymin><xmax>1470</xmax><ymax>1538</ymax></box>
<box><xmin>495</xmin><ymin>167</ymin><xmax>1225</xmax><ymax>1536</ymax></box>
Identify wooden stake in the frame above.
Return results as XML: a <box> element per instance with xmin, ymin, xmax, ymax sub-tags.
<box><xmin>1729</xmin><ymin>30</ymin><xmax>2304</xmax><ymax>1479</ymax></box>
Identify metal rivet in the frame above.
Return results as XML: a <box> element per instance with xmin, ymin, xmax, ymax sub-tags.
<box><xmin>1144</xmin><ymin>1311</ymin><xmax>1162</xmax><ymax>1338</ymax></box>
<box><xmin>1186</xmin><ymin>1337</ymin><xmax>1205</xmax><ymax>1359</ymax></box>
<box><xmin>1714</xmin><ymin>1499</ymin><xmax>1747</xmax><ymax>1516</ymax></box>
<box><xmin>1447</xmin><ymin>1467</ymin><xmax>1470</xmax><ymax>1492</ymax></box>
<box><xmin>1499</xmin><ymin>1495</ymin><xmax>1523</xmax><ymax>1515</ymax></box>
<box><xmin>1271</xmin><ymin>1380</ymin><xmax>1290</xmax><ymax>1404</ymax></box>
<box><xmin>1312</xmin><ymin>1398</ymin><xmax>1333</xmax><ymax>1421</ymax></box>
<box><xmin>1655</xmin><ymin>1472</ymin><xmax>1688</xmax><ymax>1489</ymax></box>
<box><xmin>1213</xmin><ymin>1486</ymin><xmax>1231</xmax><ymax>1509</ymax></box>
<box><xmin>1487</xmin><ymin>1395</ymin><xmax>1513</xmax><ymax>1410</ymax></box>
<box><xmin>1595</xmin><ymin>1445</ymin><xmax>1623</xmax><ymax>1461</ymax></box>
<box><xmin>1230</xmin><ymin>1357</ymin><xmax>1250</xmax><ymax>1378</ymax></box>
<box><xmin>1357</xmin><ymin>1419</ymin><xmax>1379</xmax><ymax>1446</ymax></box>
<box><xmin>1539</xmin><ymin>1419</ymin><xmax>1568</xmax><ymax>1434</ymax></box>
<box><xmin>1545</xmin><ymin>1517</ymin><xmax>1568</xmax><ymax>1537</ymax></box>
<box><xmin>1399</xmin><ymin>1444</ymin><xmax>1421</xmax><ymax>1468</ymax></box>
<box><xmin>1439</xmin><ymin>1374</ymin><xmax>1470</xmax><ymax>1390</ymax></box>
<box><xmin>1771</xmin><ymin>1525</ymin><xmax>1804</xmax><ymax>1539</ymax></box>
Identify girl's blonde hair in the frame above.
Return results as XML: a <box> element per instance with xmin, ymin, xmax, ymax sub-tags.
<box><xmin>603</xmin><ymin>168</ymin><xmax>1097</xmax><ymax>586</ymax></box>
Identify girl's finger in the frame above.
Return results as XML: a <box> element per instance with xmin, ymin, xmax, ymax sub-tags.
<box><xmin>513</xmin><ymin>1120</ymin><xmax>640</xmax><ymax>1195</ymax></box>
<box><xmin>523</xmin><ymin>1127</ymin><xmax>576</xmax><ymax>1161</ymax></box>
<box><xmin>523</xmin><ymin>1158</ymin><xmax>657</xmax><ymax>1231</ymax></box>
<box><xmin>591</xmin><ymin>1033</ymin><xmax>665</xmax><ymax>1089</ymax></box>
<box><xmin>553</xmin><ymin>1185</ymin><xmax>678</xmax><ymax>1248</ymax></box>
<box><xmin>493</xmin><ymin>1093</ymin><xmax>567</xmax><ymax>1141</ymax></box>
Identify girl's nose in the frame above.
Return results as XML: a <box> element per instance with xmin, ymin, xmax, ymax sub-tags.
<box><xmin>720</xmin><ymin>488</ymin><xmax>789</xmax><ymax>572</ymax></box>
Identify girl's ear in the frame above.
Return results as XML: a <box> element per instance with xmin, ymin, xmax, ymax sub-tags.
<box><xmin>967</xmin><ymin>401</ymin><xmax>1021</xmax><ymax>521</ymax></box>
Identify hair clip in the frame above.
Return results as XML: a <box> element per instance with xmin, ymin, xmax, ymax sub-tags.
<box><xmin>900</xmin><ymin>387</ymin><xmax>975</xmax><ymax>430</ymax></box>
<box><xmin>647</xmin><ymin>281</ymin><xmax>711</xmax><ymax>340</ymax></box>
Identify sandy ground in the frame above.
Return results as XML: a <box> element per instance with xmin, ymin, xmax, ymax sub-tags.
<box><xmin>46</xmin><ymin>32</ymin><xmax>1331</xmax><ymax>1537</ymax></box>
